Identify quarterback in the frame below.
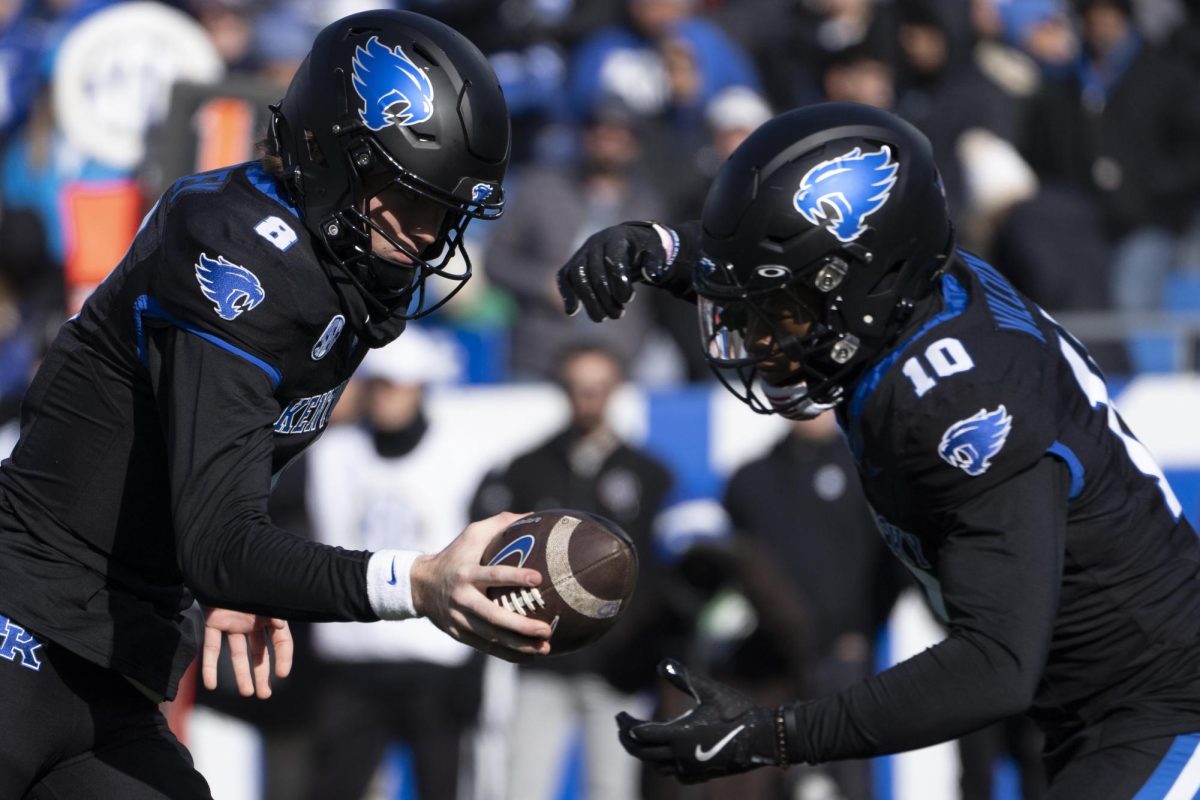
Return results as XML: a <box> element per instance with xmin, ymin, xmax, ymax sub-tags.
<box><xmin>559</xmin><ymin>103</ymin><xmax>1200</xmax><ymax>797</ymax></box>
<box><xmin>0</xmin><ymin>11</ymin><xmax>549</xmax><ymax>798</ymax></box>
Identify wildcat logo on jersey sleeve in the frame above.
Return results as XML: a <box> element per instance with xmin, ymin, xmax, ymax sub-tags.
<box><xmin>194</xmin><ymin>253</ymin><xmax>265</xmax><ymax>321</ymax></box>
<box><xmin>793</xmin><ymin>146</ymin><xmax>898</xmax><ymax>243</ymax></box>
<box><xmin>352</xmin><ymin>36</ymin><xmax>434</xmax><ymax>131</ymax></box>
<box><xmin>938</xmin><ymin>405</ymin><xmax>1013</xmax><ymax>477</ymax></box>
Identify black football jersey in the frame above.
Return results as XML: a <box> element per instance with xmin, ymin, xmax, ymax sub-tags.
<box><xmin>0</xmin><ymin>163</ymin><xmax>386</xmax><ymax>698</ymax></box>
<box><xmin>787</xmin><ymin>251</ymin><xmax>1200</xmax><ymax>765</ymax></box>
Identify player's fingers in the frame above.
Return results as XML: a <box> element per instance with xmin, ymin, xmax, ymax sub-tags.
<box><xmin>464</xmin><ymin>511</ymin><xmax>527</xmax><ymax>548</ymax></box>
<box><xmin>453</xmin><ymin>610</ymin><xmax>551</xmax><ymax>659</ymax></box>
<box><xmin>249</xmin><ymin>627</ymin><xmax>272</xmax><ymax>700</ymax></box>
<box><xmin>271</xmin><ymin>621</ymin><xmax>293</xmax><ymax>680</ymax></box>
<box><xmin>477</xmin><ymin>564</ymin><xmax>543</xmax><ymax>589</ymax></box>
<box><xmin>201</xmin><ymin>625</ymin><xmax>222</xmax><ymax>691</ymax></box>
<box><xmin>449</xmin><ymin>597</ymin><xmax>553</xmax><ymax>652</ymax></box>
<box><xmin>603</xmin><ymin>243</ymin><xmax>636</xmax><ymax>305</ymax></box>
<box><xmin>571</xmin><ymin>256</ymin><xmax>608</xmax><ymax>322</ymax></box>
<box><xmin>468</xmin><ymin>591</ymin><xmax>553</xmax><ymax>640</ymax></box>
<box><xmin>586</xmin><ymin>252</ymin><xmax>624</xmax><ymax>320</ymax></box>
<box><xmin>225</xmin><ymin>632</ymin><xmax>255</xmax><ymax>697</ymax></box>
<box><xmin>637</xmin><ymin>250</ymin><xmax>665</xmax><ymax>284</ymax></box>
<box><xmin>557</xmin><ymin>267</ymin><xmax>581</xmax><ymax>316</ymax></box>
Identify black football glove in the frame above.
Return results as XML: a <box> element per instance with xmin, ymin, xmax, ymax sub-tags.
<box><xmin>557</xmin><ymin>221</ymin><xmax>683</xmax><ymax>322</ymax></box>
<box><xmin>616</xmin><ymin>659</ymin><xmax>784</xmax><ymax>784</ymax></box>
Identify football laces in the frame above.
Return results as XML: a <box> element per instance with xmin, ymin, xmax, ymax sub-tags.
<box><xmin>494</xmin><ymin>587</ymin><xmax>547</xmax><ymax>616</ymax></box>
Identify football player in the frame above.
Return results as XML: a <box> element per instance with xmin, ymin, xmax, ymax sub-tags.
<box><xmin>558</xmin><ymin>103</ymin><xmax>1200</xmax><ymax>796</ymax></box>
<box><xmin>0</xmin><ymin>11</ymin><xmax>549</xmax><ymax>798</ymax></box>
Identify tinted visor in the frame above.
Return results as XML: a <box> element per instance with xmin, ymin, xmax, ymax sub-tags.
<box><xmin>697</xmin><ymin>286</ymin><xmax>818</xmax><ymax>367</ymax></box>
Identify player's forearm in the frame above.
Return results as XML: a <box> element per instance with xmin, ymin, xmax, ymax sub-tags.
<box><xmin>181</xmin><ymin>512</ymin><xmax>378</xmax><ymax>621</ymax></box>
<box><xmin>782</xmin><ymin>629</ymin><xmax>1041</xmax><ymax>762</ymax></box>
<box><xmin>784</xmin><ymin>457</ymin><xmax>1068</xmax><ymax>764</ymax></box>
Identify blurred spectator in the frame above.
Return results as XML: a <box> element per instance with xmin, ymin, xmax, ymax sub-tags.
<box><xmin>820</xmin><ymin>42</ymin><xmax>896</xmax><ymax>108</ymax></box>
<box><xmin>471</xmin><ymin>343</ymin><xmax>673</xmax><ymax>800</ymax></box>
<box><xmin>301</xmin><ymin>326</ymin><xmax>486</xmax><ymax>800</ymax></box>
<box><xmin>659</xmin><ymin>85</ymin><xmax>772</xmax><ymax>382</ymax></box>
<box><xmin>189</xmin><ymin>0</ymin><xmax>258</xmax><ymax>73</ymax></box>
<box><xmin>714</xmin><ymin>411</ymin><xmax>907</xmax><ymax>800</ymax></box>
<box><xmin>715</xmin><ymin>0</ymin><xmax>897</xmax><ymax>112</ymax></box>
<box><xmin>1018</xmin><ymin>0</ymin><xmax>1200</xmax><ymax>315</ymax></box>
<box><xmin>485</xmin><ymin>99</ymin><xmax>673</xmax><ymax>382</ymax></box>
<box><xmin>565</xmin><ymin>0</ymin><xmax>759</xmax><ymax>170</ymax></box>
<box><xmin>894</xmin><ymin>0</ymin><xmax>1026</xmax><ymax>225</ymax></box>
<box><xmin>991</xmin><ymin>0</ymin><xmax>1079</xmax><ymax>72</ymax></box>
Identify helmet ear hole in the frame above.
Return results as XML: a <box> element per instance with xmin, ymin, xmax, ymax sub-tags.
<box><xmin>304</xmin><ymin>129</ymin><xmax>327</xmax><ymax>166</ymax></box>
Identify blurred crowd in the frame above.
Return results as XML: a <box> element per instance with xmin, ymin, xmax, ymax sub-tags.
<box><xmin>3</xmin><ymin>0</ymin><xmax>1200</xmax><ymax>417</ymax></box>
<box><xmin>1</xmin><ymin>0</ymin><xmax>1197</xmax><ymax>797</ymax></box>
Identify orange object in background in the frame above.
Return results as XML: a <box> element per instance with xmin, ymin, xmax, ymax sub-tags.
<box><xmin>61</xmin><ymin>180</ymin><xmax>143</xmax><ymax>315</ymax></box>
<box><xmin>194</xmin><ymin>97</ymin><xmax>256</xmax><ymax>173</ymax></box>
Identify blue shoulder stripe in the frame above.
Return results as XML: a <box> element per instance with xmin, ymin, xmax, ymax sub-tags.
<box><xmin>244</xmin><ymin>162</ymin><xmax>300</xmax><ymax>219</ymax></box>
<box><xmin>844</xmin><ymin>272</ymin><xmax>969</xmax><ymax>458</ymax></box>
<box><xmin>133</xmin><ymin>295</ymin><xmax>282</xmax><ymax>389</ymax></box>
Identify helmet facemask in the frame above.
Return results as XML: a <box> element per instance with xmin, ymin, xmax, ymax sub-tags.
<box><xmin>697</xmin><ymin>258</ymin><xmax>859</xmax><ymax>420</ymax></box>
<box><xmin>315</xmin><ymin>132</ymin><xmax>502</xmax><ymax>321</ymax></box>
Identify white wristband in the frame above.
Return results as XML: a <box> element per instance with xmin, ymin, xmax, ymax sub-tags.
<box><xmin>649</xmin><ymin>222</ymin><xmax>680</xmax><ymax>267</ymax></box>
<box><xmin>366</xmin><ymin>549</ymin><xmax>423</xmax><ymax>620</ymax></box>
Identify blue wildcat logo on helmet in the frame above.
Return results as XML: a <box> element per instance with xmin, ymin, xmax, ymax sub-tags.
<box><xmin>793</xmin><ymin>145</ymin><xmax>899</xmax><ymax>243</ymax></box>
<box><xmin>194</xmin><ymin>253</ymin><xmax>265</xmax><ymax>321</ymax></box>
<box><xmin>938</xmin><ymin>405</ymin><xmax>1013</xmax><ymax>477</ymax></box>
<box><xmin>351</xmin><ymin>36</ymin><xmax>435</xmax><ymax>131</ymax></box>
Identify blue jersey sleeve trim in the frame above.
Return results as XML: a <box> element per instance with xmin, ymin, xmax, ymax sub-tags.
<box><xmin>244</xmin><ymin>162</ymin><xmax>300</xmax><ymax>219</ymax></box>
<box><xmin>1132</xmin><ymin>732</ymin><xmax>1200</xmax><ymax>800</ymax></box>
<box><xmin>133</xmin><ymin>295</ymin><xmax>283</xmax><ymax>389</ymax></box>
<box><xmin>1046</xmin><ymin>441</ymin><xmax>1085</xmax><ymax>500</ymax></box>
<box><xmin>844</xmin><ymin>272</ymin><xmax>969</xmax><ymax>458</ymax></box>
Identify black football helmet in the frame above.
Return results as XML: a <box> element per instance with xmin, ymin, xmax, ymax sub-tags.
<box><xmin>695</xmin><ymin>102</ymin><xmax>954</xmax><ymax>419</ymax></box>
<box><xmin>271</xmin><ymin>10</ymin><xmax>509</xmax><ymax>341</ymax></box>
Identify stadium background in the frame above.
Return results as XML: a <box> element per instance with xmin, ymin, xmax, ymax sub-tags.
<box><xmin>3</xmin><ymin>0</ymin><xmax>1200</xmax><ymax>798</ymax></box>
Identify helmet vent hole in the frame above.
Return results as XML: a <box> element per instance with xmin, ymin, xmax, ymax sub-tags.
<box><xmin>304</xmin><ymin>129</ymin><xmax>327</xmax><ymax>166</ymax></box>
<box><xmin>411</xmin><ymin>43</ymin><xmax>437</xmax><ymax>65</ymax></box>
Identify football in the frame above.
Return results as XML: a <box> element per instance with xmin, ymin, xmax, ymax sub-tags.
<box><xmin>481</xmin><ymin>509</ymin><xmax>638</xmax><ymax>656</ymax></box>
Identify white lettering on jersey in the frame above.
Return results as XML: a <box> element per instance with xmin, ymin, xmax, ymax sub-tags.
<box><xmin>901</xmin><ymin>337</ymin><xmax>975</xmax><ymax>397</ymax></box>
<box><xmin>255</xmin><ymin>215</ymin><xmax>298</xmax><ymax>251</ymax></box>
<box><xmin>1054</xmin><ymin>324</ymin><xmax>1182</xmax><ymax>519</ymax></box>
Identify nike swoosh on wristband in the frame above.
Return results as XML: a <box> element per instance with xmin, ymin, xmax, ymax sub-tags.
<box><xmin>387</xmin><ymin>557</ymin><xmax>398</xmax><ymax>586</ymax></box>
<box><xmin>694</xmin><ymin>724</ymin><xmax>746</xmax><ymax>762</ymax></box>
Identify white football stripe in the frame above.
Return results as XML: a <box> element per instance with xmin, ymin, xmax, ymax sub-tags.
<box><xmin>546</xmin><ymin>515</ymin><xmax>622</xmax><ymax>619</ymax></box>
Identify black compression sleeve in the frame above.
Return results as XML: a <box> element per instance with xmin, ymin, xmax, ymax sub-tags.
<box><xmin>783</xmin><ymin>456</ymin><xmax>1069</xmax><ymax>763</ymax></box>
<box><xmin>148</xmin><ymin>325</ymin><xmax>378</xmax><ymax>622</ymax></box>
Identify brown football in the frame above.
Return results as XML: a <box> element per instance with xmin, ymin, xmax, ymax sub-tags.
<box><xmin>480</xmin><ymin>509</ymin><xmax>638</xmax><ymax>656</ymax></box>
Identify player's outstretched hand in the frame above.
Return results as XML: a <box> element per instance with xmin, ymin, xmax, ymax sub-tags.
<box><xmin>201</xmin><ymin>607</ymin><xmax>293</xmax><ymax>700</ymax></box>
<box><xmin>410</xmin><ymin>512</ymin><xmax>553</xmax><ymax>663</ymax></box>
<box><xmin>616</xmin><ymin>659</ymin><xmax>783</xmax><ymax>784</ymax></box>
<box><xmin>557</xmin><ymin>221</ymin><xmax>679</xmax><ymax>321</ymax></box>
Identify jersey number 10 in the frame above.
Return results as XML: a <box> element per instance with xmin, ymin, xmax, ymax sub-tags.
<box><xmin>901</xmin><ymin>337</ymin><xmax>974</xmax><ymax>397</ymax></box>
